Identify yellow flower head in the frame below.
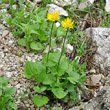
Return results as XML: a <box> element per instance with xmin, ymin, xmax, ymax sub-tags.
<box><xmin>62</xmin><ymin>17</ymin><xmax>74</xmax><ymax>29</ymax></box>
<box><xmin>47</xmin><ymin>11</ymin><xmax>60</xmax><ymax>21</ymax></box>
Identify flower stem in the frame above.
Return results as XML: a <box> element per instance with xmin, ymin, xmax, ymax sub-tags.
<box><xmin>46</xmin><ymin>22</ymin><xmax>54</xmax><ymax>73</ymax></box>
<box><xmin>57</xmin><ymin>29</ymin><xmax>68</xmax><ymax>72</ymax></box>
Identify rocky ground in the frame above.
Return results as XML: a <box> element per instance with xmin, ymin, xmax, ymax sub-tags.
<box><xmin>0</xmin><ymin>0</ymin><xmax>110</xmax><ymax>110</ymax></box>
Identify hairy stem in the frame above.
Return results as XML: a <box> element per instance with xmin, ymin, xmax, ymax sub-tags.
<box><xmin>46</xmin><ymin>22</ymin><xmax>54</xmax><ymax>73</ymax></box>
<box><xmin>57</xmin><ymin>29</ymin><xmax>68</xmax><ymax>72</ymax></box>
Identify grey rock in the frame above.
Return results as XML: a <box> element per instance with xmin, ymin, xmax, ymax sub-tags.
<box><xmin>47</xmin><ymin>4</ymin><xmax>68</xmax><ymax>16</ymax></box>
<box><xmin>91</xmin><ymin>74</ymin><xmax>101</xmax><ymax>84</ymax></box>
<box><xmin>85</xmin><ymin>28</ymin><xmax>110</xmax><ymax>75</ymax></box>
<box><xmin>78</xmin><ymin>0</ymin><xmax>95</xmax><ymax>10</ymax></box>
<box><xmin>105</xmin><ymin>0</ymin><xmax>110</xmax><ymax>12</ymax></box>
<box><xmin>69</xmin><ymin>86</ymin><xmax>110</xmax><ymax>110</ymax></box>
<box><xmin>51</xmin><ymin>0</ymin><xmax>77</xmax><ymax>7</ymax></box>
<box><xmin>2</xmin><ymin>30</ymin><xmax>9</xmax><ymax>37</ymax></box>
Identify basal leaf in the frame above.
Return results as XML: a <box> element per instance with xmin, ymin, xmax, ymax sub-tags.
<box><xmin>33</xmin><ymin>95</ymin><xmax>49</xmax><ymax>107</ymax></box>
<box><xmin>30</xmin><ymin>42</ymin><xmax>45</xmax><ymax>50</ymax></box>
<box><xmin>8</xmin><ymin>102</ymin><xmax>17</xmax><ymax>110</ymax></box>
<box><xmin>34</xmin><ymin>86</ymin><xmax>47</xmax><ymax>93</ymax></box>
<box><xmin>24</xmin><ymin>61</ymin><xmax>38</xmax><ymax>79</ymax></box>
<box><xmin>17</xmin><ymin>38</ymin><xmax>26</xmax><ymax>46</ymax></box>
<box><xmin>52</xmin><ymin>88</ymin><xmax>68</xmax><ymax>99</ymax></box>
<box><xmin>58</xmin><ymin>56</ymin><xmax>68</xmax><ymax>76</ymax></box>
<box><xmin>5</xmin><ymin>87</ymin><xmax>16</xmax><ymax>96</ymax></box>
<box><xmin>43</xmin><ymin>74</ymin><xmax>56</xmax><ymax>85</ymax></box>
<box><xmin>67</xmin><ymin>72</ymin><xmax>80</xmax><ymax>84</ymax></box>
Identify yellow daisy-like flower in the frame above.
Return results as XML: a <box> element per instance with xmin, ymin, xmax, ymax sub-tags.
<box><xmin>47</xmin><ymin>11</ymin><xmax>60</xmax><ymax>21</ymax></box>
<box><xmin>62</xmin><ymin>17</ymin><xmax>74</xmax><ymax>29</ymax></box>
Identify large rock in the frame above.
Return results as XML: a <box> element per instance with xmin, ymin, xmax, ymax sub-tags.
<box><xmin>85</xmin><ymin>28</ymin><xmax>110</xmax><ymax>75</ymax></box>
<box><xmin>47</xmin><ymin>4</ymin><xmax>68</xmax><ymax>16</ymax></box>
<box><xmin>78</xmin><ymin>0</ymin><xmax>95</xmax><ymax>10</ymax></box>
<box><xmin>69</xmin><ymin>86</ymin><xmax>110</xmax><ymax>110</ymax></box>
<box><xmin>105</xmin><ymin>0</ymin><xmax>110</xmax><ymax>12</ymax></box>
<box><xmin>69</xmin><ymin>28</ymin><xmax>110</xmax><ymax>110</ymax></box>
<box><xmin>51</xmin><ymin>0</ymin><xmax>77</xmax><ymax>7</ymax></box>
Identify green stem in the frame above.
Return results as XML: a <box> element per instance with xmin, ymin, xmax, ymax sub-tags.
<box><xmin>46</xmin><ymin>22</ymin><xmax>54</xmax><ymax>73</ymax></box>
<box><xmin>57</xmin><ymin>29</ymin><xmax>68</xmax><ymax>72</ymax></box>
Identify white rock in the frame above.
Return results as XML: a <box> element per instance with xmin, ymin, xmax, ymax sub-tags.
<box><xmin>105</xmin><ymin>0</ymin><xmax>110</xmax><ymax>12</ymax></box>
<box><xmin>2</xmin><ymin>30</ymin><xmax>9</xmax><ymax>37</ymax></box>
<box><xmin>91</xmin><ymin>74</ymin><xmax>101</xmax><ymax>84</ymax></box>
<box><xmin>16</xmin><ymin>84</ymin><xmax>21</xmax><ymax>89</ymax></box>
<box><xmin>0</xmin><ymin>65</ymin><xmax>3</xmax><ymax>70</ymax></box>
<box><xmin>66</xmin><ymin>44</ymin><xmax>73</xmax><ymax>53</ymax></box>
<box><xmin>89</xmin><ymin>69</ymin><xmax>96</xmax><ymax>73</ymax></box>
<box><xmin>0</xmin><ymin>9</ymin><xmax>7</xmax><ymax>13</ymax></box>
<box><xmin>56</xmin><ymin>22</ymin><xmax>60</xmax><ymax>28</ymax></box>
<box><xmin>47</xmin><ymin>4</ymin><xmax>68</xmax><ymax>16</ymax></box>
<box><xmin>43</xmin><ymin>45</ymin><xmax>49</xmax><ymax>53</ymax></box>
<box><xmin>85</xmin><ymin>28</ymin><xmax>110</xmax><ymax>74</ymax></box>
<box><xmin>5</xmin><ymin>72</ymin><xmax>13</xmax><ymax>78</ymax></box>
<box><xmin>26</xmin><ymin>56</ymin><xmax>32</xmax><ymax>61</ymax></box>
<box><xmin>0</xmin><ymin>52</ymin><xmax>4</xmax><ymax>57</ymax></box>
<box><xmin>78</xmin><ymin>0</ymin><xmax>95</xmax><ymax>10</ymax></box>
<box><xmin>9</xmin><ymin>40</ymin><xmax>14</xmax><ymax>45</ymax></box>
<box><xmin>51</xmin><ymin>0</ymin><xmax>77</xmax><ymax>6</ymax></box>
<box><xmin>12</xmin><ymin>5</ymin><xmax>17</xmax><ymax>10</ymax></box>
<box><xmin>34</xmin><ymin>0</ymin><xmax>41</xmax><ymax>3</ymax></box>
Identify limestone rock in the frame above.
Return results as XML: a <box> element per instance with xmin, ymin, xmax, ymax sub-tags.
<box><xmin>91</xmin><ymin>74</ymin><xmax>101</xmax><ymax>84</ymax></box>
<box><xmin>51</xmin><ymin>0</ymin><xmax>77</xmax><ymax>7</ymax></box>
<box><xmin>85</xmin><ymin>28</ymin><xmax>110</xmax><ymax>75</ymax></box>
<box><xmin>105</xmin><ymin>0</ymin><xmax>110</xmax><ymax>12</ymax></box>
<box><xmin>78</xmin><ymin>0</ymin><xmax>95</xmax><ymax>10</ymax></box>
<box><xmin>47</xmin><ymin>4</ymin><xmax>68</xmax><ymax>16</ymax></box>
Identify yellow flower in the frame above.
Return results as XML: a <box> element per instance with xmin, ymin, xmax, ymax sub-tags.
<box><xmin>62</xmin><ymin>17</ymin><xmax>74</xmax><ymax>29</ymax></box>
<box><xmin>47</xmin><ymin>11</ymin><xmax>60</xmax><ymax>21</ymax></box>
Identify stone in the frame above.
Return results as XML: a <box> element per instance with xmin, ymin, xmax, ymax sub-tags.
<box><xmin>85</xmin><ymin>28</ymin><xmax>110</xmax><ymax>75</ymax></box>
<box><xmin>47</xmin><ymin>4</ymin><xmax>68</xmax><ymax>16</ymax></box>
<box><xmin>91</xmin><ymin>74</ymin><xmax>101</xmax><ymax>84</ymax></box>
<box><xmin>89</xmin><ymin>68</ymin><xmax>96</xmax><ymax>73</ymax></box>
<box><xmin>56</xmin><ymin>22</ymin><xmax>60</xmax><ymax>28</ymax></box>
<box><xmin>66</xmin><ymin>44</ymin><xmax>73</xmax><ymax>53</ymax></box>
<box><xmin>69</xmin><ymin>86</ymin><xmax>110</xmax><ymax>110</ymax></box>
<box><xmin>2</xmin><ymin>30</ymin><xmax>9</xmax><ymax>37</ymax></box>
<box><xmin>78</xmin><ymin>0</ymin><xmax>95</xmax><ymax>10</ymax></box>
<box><xmin>8</xmin><ymin>40</ymin><xmax>14</xmax><ymax>45</ymax></box>
<box><xmin>43</xmin><ymin>45</ymin><xmax>49</xmax><ymax>53</ymax></box>
<box><xmin>51</xmin><ymin>0</ymin><xmax>77</xmax><ymax>7</ymax></box>
<box><xmin>105</xmin><ymin>0</ymin><xmax>110</xmax><ymax>12</ymax></box>
<box><xmin>34</xmin><ymin>0</ymin><xmax>41</xmax><ymax>3</ymax></box>
<box><xmin>5</xmin><ymin>72</ymin><xmax>13</xmax><ymax>78</ymax></box>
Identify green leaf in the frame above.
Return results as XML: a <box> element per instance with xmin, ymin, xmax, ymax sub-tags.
<box><xmin>67</xmin><ymin>72</ymin><xmax>80</xmax><ymax>84</ymax></box>
<box><xmin>52</xmin><ymin>88</ymin><xmax>68</xmax><ymax>99</ymax></box>
<box><xmin>30</xmin><ymin>42</ymin><xmax>45</xmax><ymax>50</ymax></box>
<box><xmin>8</xmin><ymin>102</ymin><xmax>17</xmax><ymax>110</ymax></box>
<box><xmin>34</xmin><ymin>86</ymin><xmax>47</xmax><ymax>93</ymax></box>
<box><xmin>35</xmin><ymin>61</ymin><xmax>46</xmax><ymax>84</ymax></box>
<box><xmin>17</xmin><ymin>38</ymin><xmax>26</xmax><ymax>46</ymax></box>
<box><xmin>24</xmin><ymin>61</ymin><xmax>38</xmax><ymax>79</ymax></box>
<box><xmin>33</xmin><ymin>95</ymin><xmax>49</xmax><ymax>107</ymax></box>
<box><xmin>1</xmin><ymin>96</ymin><xmax>11</xmax><ymax>105</ymax></box>
<box><xmin>38</xmin><ymin>30</ymin><xmax>47</xmax><ymax>42</ymax></box>
<box><xmin>5</xmin><ymin>87</ymin><xmax>16</xmax><ymax>96</ymax></box>
<box><xmin>51</xmin><ymin>40</ymin><xmax>57</xmax><ymax>47</ymax></box>
<box><xmin>56</xmin><ymin>107</ymin><xmax>62</xmax><ymax>110</ymax></box>
<box><xmin>5</xmin><ymin>17</ymin><xmax>12</xmax><ymax>25</ymax></box>
<box><xmin>43</xmin><ymin>51</ymin><xmax>60</xmax><ymax>66</ymax></box>
<box><xmin>43</xmin><ymin>74</ymin><xmax>56</xmax><ymax>85</ymax></box>
<box><xmin>0</xmin><ymin>89</ymin><xmax>2</xmax><ymax>96</ymax></box>
<box><xmin>66</xmin><ymin>84</ymin><xmax>76</xmax><ymax>92</ymax></box>
<box><xmin>58</xmin><ymin>56</ymin><xmax>68</xmax><ymax>76</ymax></box>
